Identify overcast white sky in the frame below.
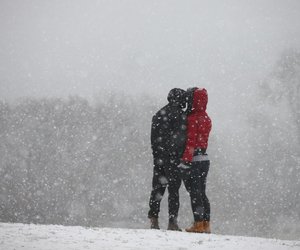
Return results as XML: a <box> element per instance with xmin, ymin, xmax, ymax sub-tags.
<box><xmin>0</xmin><ymin>0</ymin><xmax>300</xmax><ymax>102</ymax></box>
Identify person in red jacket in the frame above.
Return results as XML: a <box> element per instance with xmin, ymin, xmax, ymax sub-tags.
<box><xmin>178</xmin><ymin>87</ymin><xmax>212</xmax><ymax>233</ymax></box>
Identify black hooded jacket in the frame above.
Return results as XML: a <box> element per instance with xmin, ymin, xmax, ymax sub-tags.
<box><xmin>151</xmin><ymin>89</ymin><xmax>187</xmax><ymax>160</ymax></box>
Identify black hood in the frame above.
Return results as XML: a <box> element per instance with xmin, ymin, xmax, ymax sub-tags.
<box><xmin>167</xmin><ymin>88</ymin><xmax>186</xmax><ymax>108</ymax></box>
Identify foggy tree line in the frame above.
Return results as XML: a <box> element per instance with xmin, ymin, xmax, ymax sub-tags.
<box><xmin>0</xmin><ymin>94</ymin><xmax>156</xmax><ymax>228</ymax></box>
<box><xmin>212</xmin><ymin>49</ymin><xmax>300</xmax><ymax>239</ymax></box>
<box><xmin>0</xmin><ymin>49</ymin><xmax>299</xmax><ymax>240</ymax></box>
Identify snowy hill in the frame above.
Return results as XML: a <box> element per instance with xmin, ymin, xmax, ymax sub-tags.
<box><xmin>1</xmin><ymin>223</ymin><xmax>299</xmax><ymax>250</ymax></box>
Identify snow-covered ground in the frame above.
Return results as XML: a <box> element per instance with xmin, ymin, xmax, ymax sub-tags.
<box><xmin>0</xmin><ymin>223</ymin><xmax>299</xmax><ymax>250</ymax></box>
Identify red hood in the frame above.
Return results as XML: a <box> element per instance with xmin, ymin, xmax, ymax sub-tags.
<box><xmin>192</xmin><ymin>88</ymin><xmax>208</xmax><ymax>113</ymax></box>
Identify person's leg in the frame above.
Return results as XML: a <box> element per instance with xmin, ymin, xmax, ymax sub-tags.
<box><xmin>192</xmin><ymin>161</ymin><xmax>210</xmax><ymax>221</ymax></box>
<box><xmin>186</xmin><ymin>161</ymin><xmax>209</xmax><ymax>233</ymax></box>
<box><xmin>167</xmin><ymin>170</ymin><xmax>181</xmax><ymax>220</ymax></box>
<box><xmin>148</xmin><ymin>160</ymin><xmax>167</xmax><ymax>225</ymax></box>
<box><xmin>188</xmin><ymin>162</ymin><xmax>202</xmax><ymax>221</ymax></box>
<box><xmin>200</xmin><ymin>161</ymin><xmax>210</xmax><ymax>233</ymax></box>
<box><xmin>181</xmin><ymin>170</ymin><xmax>194</xmax><ymax>223</ymax></box>
<box><xmin>180</xmin><ymin>163</ymin><xmax>192</xmax><ymax>194</ymax></box>
<box><xmin>164</xmin><ymin>158</ymin><xmax>182</xmax><ymax>230</ymax></box>
<box><xmin>201</xmin><ymin>161</ymin><xmax>210</xmax><ymax>221</ymax></box>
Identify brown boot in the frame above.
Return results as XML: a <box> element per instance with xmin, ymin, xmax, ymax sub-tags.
<box><xmin>150</xmin><ymin>217</ymin><xmax>160</xmax><ymax>229</ymax></box>
<box><xmin>167</xmin><ymin>218</ymin><xmax>182</xmax><ymax>231</ymax></box>
<box><xmin>203</xmin><ymin>221</ymin><xmax>211</xmax><ymax>233</ymax></box>
<box><xmin>185</xmin><ymin>221</ymin><xmax>205</xmax><ymax>233</ymax></box>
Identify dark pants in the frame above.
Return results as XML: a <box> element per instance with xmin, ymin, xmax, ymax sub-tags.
<box><xmin>148</xmin><ymin>156</ymin><xmax>181</xmax><ymax>221</ymax></box>
<box><xmin>183</xmin><ymin>160</ymin><xmax>210</xmax><ymax>221</ymax></box>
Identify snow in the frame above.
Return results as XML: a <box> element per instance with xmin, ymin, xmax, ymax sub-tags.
<box><xmin>1</xmin><ymin>223</ymin><xmax>299</xmax><ymax>250</ymax></box>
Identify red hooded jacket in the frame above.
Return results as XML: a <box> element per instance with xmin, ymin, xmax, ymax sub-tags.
<box><xmin>181</xmin><ymin>88</ymin><xmax>212</xmax><ymax>162</ymax></box>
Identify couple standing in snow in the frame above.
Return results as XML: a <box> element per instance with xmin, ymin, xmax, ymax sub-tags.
<box><xmin>148</xmin><ymin>87</ymin><xmax>212</xmax><ymax>233</ymax></box>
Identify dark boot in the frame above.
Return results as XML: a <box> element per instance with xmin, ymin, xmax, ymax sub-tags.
<box><xmin>150</xmin><ymin>217</ymin><xmax>160</xmax><ymax>229</ymax></box>
<box><xmin>167</xmin><ymin>218</ymin><xmax>182</xmax><ymax>231</ymax></box>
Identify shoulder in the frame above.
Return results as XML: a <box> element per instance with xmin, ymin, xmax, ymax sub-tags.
<box><xmin>153</xmin><ymin>105</ymin><xmax>167</xmax><ymax>118</ymax></box>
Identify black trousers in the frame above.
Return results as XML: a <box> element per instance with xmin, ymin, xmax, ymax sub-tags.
<box><xmin>183</xmin><ymin>160</ymin><xmax>210</xmax><ymax>222</ymax></box>
<box><xmin>148</xmin><ymin>156</ymin><xmax>181</xmax><ymax>221</ymax></box>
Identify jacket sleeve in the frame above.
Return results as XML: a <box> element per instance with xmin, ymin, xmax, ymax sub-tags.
<box><xmin>181</xmin><ymin>114</ymin><xmax>197</xmax><ymax>162</ymax></box>
<box><xmin>150</xmin><ymin>115</ymin><xmax>159</xmax><ymax>157</ymax></box>
<box><xmin>198</xmin><ymin>115</ymin><xmax>212</xmax><ymax>149</ymax></box>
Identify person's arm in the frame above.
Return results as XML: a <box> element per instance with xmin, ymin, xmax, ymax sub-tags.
<box><xmin>181</xmin><ymin>115</ymin><xmax>197</xmax><ymax>163</ymax></box>
<box><xmin>175</xmin><ymin>111</ymin><xmax>187</xmax><ymax>157</ymax></box>
<box><xmin>197</xmin><ymin>114</ymin><xmax>212</xmax><ymax>151</ymax></box>
<box><xmin>150</xmin><ymin>115</ymin><xmax>159</xmax><ymax>157</ymax></box>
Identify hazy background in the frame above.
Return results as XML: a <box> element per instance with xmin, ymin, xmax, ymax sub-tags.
<box><xmin>0</xmin><ymin>0</ymin><xmax>300</xmax><ymax>241</ymax></box>
<box><xmin>1</xmin><ymin>0</ymin><xmax>300</xmax><ymax>101</ymax></box>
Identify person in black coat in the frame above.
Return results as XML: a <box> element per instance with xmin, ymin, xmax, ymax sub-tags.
<box><xmin>148</xmin><ymin>88</ymin><xmax>187</xmax><ymax>231</ymax></box>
